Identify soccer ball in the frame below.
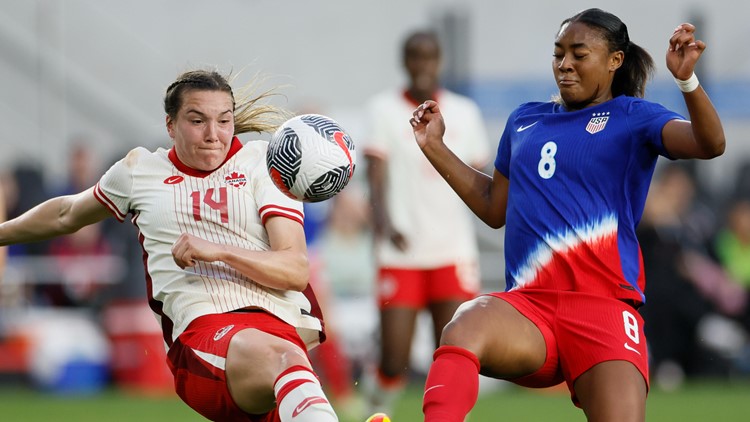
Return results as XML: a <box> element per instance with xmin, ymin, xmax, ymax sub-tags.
<box><xmin>267</xmin><ymin>113</ymin><xmax>356</xmax><ymax>202</ymax></box>
<box><xmin>365</xmin><ymin>413</ymin><xmax>391</xmax><ymax>422</ymax></box>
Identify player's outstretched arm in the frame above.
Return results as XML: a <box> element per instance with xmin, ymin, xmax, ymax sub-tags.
<box><xmin>171</xmin><ymin>215</ymin><xmax>309</xmax><ymax>291</ymax></box>
<box><xmin>662</xmin><ymin>23</ymin><xmax>725</xmax><ymax>160</ymax></box>
<box><xmin>410</xmin><ymin>100</ymin><xmax>508</xmax><ymax>228</ymax></box>
<box><xmin>0</xmin><ymin>187</ymin><xmax>112</xmax><ymax>246</ymax></box>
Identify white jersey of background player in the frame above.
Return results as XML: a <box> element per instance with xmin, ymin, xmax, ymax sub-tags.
<box><xmin>365</xmin><ymin>87</ymin><xmax>490</xmax><ymax>268</ymax></box>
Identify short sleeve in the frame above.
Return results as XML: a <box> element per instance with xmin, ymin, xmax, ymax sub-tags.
<box><xmin>626</xmin><ymin>99</ymin><xmax>684</xmax><ymax>158</ymax></box>
<box><xmin>94</xmin><ymin>148</ymin><xmax>138</xmax><ymax>221</ymax></box>
<box><xmin>253</xmin><ymin>150</ymin><xmax>305</xmax><ymax>226</ymax></box>
<box><xmin>462</xmin><ymin>100</ymin><xmax>492</xmax><ymax>167</ymax></box>
<box><xmin>362</xmin><ymin>94</ymin><xmax>392</xmax><ymax>159</ymax></box>
<box><xmin>494</xmin><ymin>108</ymin><xmax>520</xmax><ymax>178</ymax></box>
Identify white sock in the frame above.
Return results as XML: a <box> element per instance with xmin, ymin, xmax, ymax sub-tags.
<box><xmin>274</xmin><ymin>366</ymin><xmax>338</xmax><ymax>421</ymax></box>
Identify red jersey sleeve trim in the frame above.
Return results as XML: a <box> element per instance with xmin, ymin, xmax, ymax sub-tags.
<box><xmin>259</xmin><ymin>204</ymin><xmax>304</xmax><ymax>226</ymax></box>
<box><xmin>93</xmin><ymin>182</ymin><xmax>127</xmax><ymax>222</ymax></box>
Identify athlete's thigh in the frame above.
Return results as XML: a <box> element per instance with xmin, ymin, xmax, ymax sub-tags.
<box><xmin>226</xmin><ymin>322</ymin><xmax>311</xmax><ymax>414</ymax></box>
<box><xmin>575</xmin><ymin>361</ymin><xmax>646</xmax><ymax>422</ymax></box>
<box><xmin>169</xmin><ymin>312</ymin><xmax>306</xmax><ymax>420</ymax></box>
<box><xmin>441</xmin><ymin>294</ymin><xmax>547</xmax><ymax>379</ymax></box>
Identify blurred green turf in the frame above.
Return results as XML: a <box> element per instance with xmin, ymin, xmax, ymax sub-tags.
<box><xmin>392</xmin><ymin>380</ymin><xmax>750</xmax><ymax>422</ymax></box>
<box><xmin>2</xmin><ymin>379</ymin><xmax>750</xmax><ymax>421</ymax></box>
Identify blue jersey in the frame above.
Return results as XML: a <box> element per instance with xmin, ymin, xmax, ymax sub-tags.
<box><xmin>494</xmin><ymin>96</ymin><xmax>683</xmax><ymax>304</ymax></box>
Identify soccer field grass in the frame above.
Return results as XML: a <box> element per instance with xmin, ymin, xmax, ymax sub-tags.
<box><xmin>2</xmin><ymin>379</ymin><xmax>750</xmax><ymax>421</ymax></box>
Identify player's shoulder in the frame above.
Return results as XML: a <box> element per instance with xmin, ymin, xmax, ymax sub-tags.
<box><xmin>438</xmin><ymin>89</ymin><xmax>483</xmax><ymax>111</ymax></box>
<box><xmin>235</xmin><ymin>139</ymin><xmax>270</xmax><ymax>168</ymax></box>
<box><xmin>366</xmin><ymin>88</ymin><xmax>404</xmax><ymax>108</ymax></box>
<box><xmin>512</xmin><ymin>101</ymin><xmax>556</xmax><ymax>117</ymax></box>
<box><xmin>438</xmin><ymin>88</ymin><xmax>474</xmax><ymax>104</ymax></box>
<box><xmin>609</xmin><ymin>95</ymin><xmax>675</xmax><ymax>118</ymax></box>
<box><xmin>115</xmin><ymin>146</ymin><xmax>166</xmax><ymax>168</ymax></box>
<box><xmin>238</xmin><ymin>139</ymin><xmax>269</xmax><ymax>155</ymax></box>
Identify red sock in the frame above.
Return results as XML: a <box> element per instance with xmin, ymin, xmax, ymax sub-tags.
<box><xmin>423</xmin><ymin>346</ymin><xmax>480</xmax><ymax>422</ymax></box>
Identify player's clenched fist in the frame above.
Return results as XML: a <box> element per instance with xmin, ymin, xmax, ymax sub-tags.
<box><xmin>171</xmin><ymin>233</ymin><xmax>222</xmax><ymax>268</ymax></box>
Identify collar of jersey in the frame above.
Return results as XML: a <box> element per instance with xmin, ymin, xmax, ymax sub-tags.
<box><xmin>402</xmin><ymin>89</ymin><xmax>442</xmax><ymax>107</ymax></box>
<box><xmin>168</xmin><ymin>136</ymin><xmax>243</xmax><ymax>178</ymax></box>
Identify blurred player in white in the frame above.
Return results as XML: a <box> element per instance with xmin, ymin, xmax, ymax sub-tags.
<box><xmin>363</xmin><ymin>30</ymin><xmax>490</xmax><ymax>414</ymax></box>
<box><xmin>0</xmin><ymin>70</ymin><xmax>341</xmax><ymax>422</ymax></box>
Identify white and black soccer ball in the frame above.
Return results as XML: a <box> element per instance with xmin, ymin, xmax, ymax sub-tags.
<box><xmin>267</xmin><ymin>114</ymin><xmax>356</xmax><ymax>202</ymax></box>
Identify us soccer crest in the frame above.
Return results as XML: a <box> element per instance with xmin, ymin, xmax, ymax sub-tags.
<box><xmin>586</xmin><ymin>112</ymin><xmax>610</xmax><ymax>134</ymax></box>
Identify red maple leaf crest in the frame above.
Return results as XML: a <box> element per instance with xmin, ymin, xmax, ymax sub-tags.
<box><xmin>224</xmin><ymin>171</ymin><xmax>247</xmax><ymax>188</ymax></box>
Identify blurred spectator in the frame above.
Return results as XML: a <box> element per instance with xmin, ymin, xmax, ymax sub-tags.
<box><xmin>307</xmin><ymin>186</ymin><xmax>374</xmax><ymax>419</ymax></box>
<box><xmin>715</xmin><ymin>198</ymin><xmax>750</xmax><ymax>289</ymax></box>
<box><xmin>53</xmin><ymin>139</ymin><xmax>102</xmax><ymax>196</ymax></box>
<box><xmin>33</xmin><ymin>140</ymin><xmax>117</xmax><ymax>308</ymax></box>
<box><xmin>0</xmin><ymin>174</ymin><xmax>7</xmax><ymax>278</ymax></box>
<box><xmin>638</xmin><ymin>163</ymin><xmax>745</xmax><ymax>388</ymax></box>
<box><xmin>714</xmin><ymin>198</ymin><xmax>750</xmax><ymax>343</ymax></box>
<box><xmin>7</xmin><ymin>163</ymin><xmax>51</xmax><ymax>257</ymax></box>
<box><xmin>314</xmin><ymin>185</ymin><xmax>374</xmax><ymax>298</ymax></box>
<box><xmin>41</xmin><ymin>224</ymin><xmax>114</xmax><ymax>307</ymax></box>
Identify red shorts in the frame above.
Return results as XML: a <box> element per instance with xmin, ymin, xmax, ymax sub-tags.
<box><xmin>166</xmin><ymin>311</ymin><xmax>309</xmax><ymax>422</ymax></box>
<box><xmin>490</xmin><ymin>289</ymin><xmax>649</xmax><ymax>405</ymax></box>
<box><xmin>376</xmin><ymin>262</ymin><xmax>479</xmax><ymax>309</ymax></box>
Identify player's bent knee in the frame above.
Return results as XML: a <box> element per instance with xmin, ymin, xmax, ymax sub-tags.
<box><xmin>226</xmin><ymin>329</ymin><xmax>311</xmax><ymax>413</ymax></box>
<box><xmin>438</xmin><ymin>297</ymin><xmax>492</xmax><ymax>347</ymax></box>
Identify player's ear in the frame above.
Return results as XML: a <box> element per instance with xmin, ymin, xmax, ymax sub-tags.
<box><xmin>166</xmin><ymin>115</ymin><xmax>175</xmax><ymax>138</ymax></box>
<box><xmin>609</xmin><ymin>50</ymin><xmax>624</xmax><ymax>72</ymax></box>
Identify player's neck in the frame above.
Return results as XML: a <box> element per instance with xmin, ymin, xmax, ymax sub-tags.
<box><xmin>405</xmin><ymin>87</ymin><xmax>438</xmax><ymax>105</ymax></box>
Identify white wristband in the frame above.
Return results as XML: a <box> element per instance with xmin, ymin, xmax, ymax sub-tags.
<box><xmin>674</xmin><ymin>73</ymin><xmax>700</xmax><ymax>93</ymax></box>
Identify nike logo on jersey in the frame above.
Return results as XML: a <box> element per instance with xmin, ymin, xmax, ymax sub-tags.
<box><xmin>624</xmin><ymin>342</ymin><xmax>641</xmax><ymax>355</ymax></box>
<box><xmin>292</xmin><ymin>396</ymin><xmax>329</xmax><ymax>417</ymax></box>
<box><xmin>517</xmin><ymin>121</ymin><xmax>538</xmax><ymax>132</ymax></box>
<box><xmin>164</xmin><ymin>175</ymin><xmax>184</xmax><ymax>184</ymax></box>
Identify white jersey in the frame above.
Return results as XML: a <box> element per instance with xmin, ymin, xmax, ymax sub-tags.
<box><xmin>94</xmin><ymin>138</ymin><xmax>323</xmax><ymax>348</ymax></box>
<box><xmin>364</xmin><ymin>89</ymin><xmax>490</xmax><ymax>268</ymax></box>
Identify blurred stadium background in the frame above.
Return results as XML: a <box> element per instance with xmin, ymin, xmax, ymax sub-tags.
<box><xmin>2</xmin><ymin>0</ymin><xmax>750</xmax><ymax>421</ymax></box>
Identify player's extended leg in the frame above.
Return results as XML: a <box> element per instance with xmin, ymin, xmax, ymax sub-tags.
<box><xmin>364</xmin><ymin>306</ymin><xmax>420</xmax><ymax>414</ymax></box>
<box><xmin>379</xmin><ymin>306</ymin><xmax>420</xmax><ymax>378</ymax></box>
<box><xmin>428</xmin><ymin>300</ymin><xmax>465</xmax><ymax>349</ymax></box>
<box><xmin>226</xmin><ymin>328</ymin><xmax>337</xmax><ymax>421</ymax></box>
<box><xmin>423</xmin><ymin>295</ymin><xmax>547</xmax><ymax>421</ymax></box>
<box><xmin>574</xmin><ymin>360</ymin><xmax>647</xmax><ymax>422</ymax></box>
